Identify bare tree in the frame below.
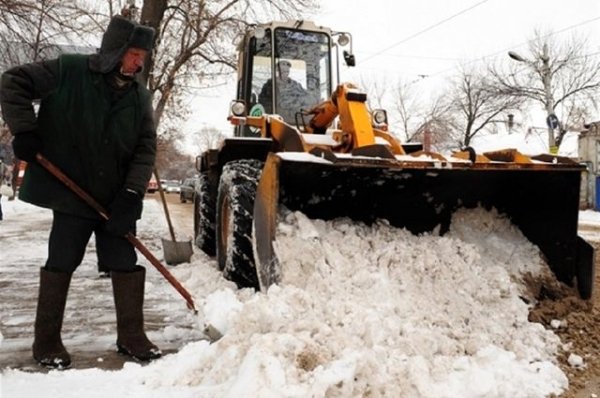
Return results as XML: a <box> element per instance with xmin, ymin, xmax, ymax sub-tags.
<box><xmin>357</xmin><ymin>74</ymin><xmax>435</xmax><ymax>145</ymax></box>
<box><xmin>390</xmin><ymin>78</ymin><xmax>425</xmax><ymax>142</ymax></box>
<box><xmin>155</xmin><ymin>133</ymin><xmax>194</xmax><ymax>179</ymax></box>
<box><xmin>0</xmin><ymin>1</ymin><xmax>95</xmax><ymax>70</ymax></box>
<box><xmin>0</xmin><ymin>1</ymin><xmax>52</xmax><ymax>66</ymax></box>
<box><xmin>446</xmin><ymin>65</ymin><xmax>523</xmax><ymax>148</ymax></box>
<box><xmin>188</xmin><ymin>125</ymin><xmax>226</xmax><ymax>154</ymax></box>
<box><xmin>492</xmin><ymin>31</ymin><xmax>600</xmax><ymax>148</ymax></box>
<box><xmin>411</xmin><ymin>97</ymin><xmax>456</xmax><ymax>153</ymax></box>
<box><xmin>154</xmin><ymin>124</ymin><xmax>225</xmax><ymax>176</ymax></box>
<box><xmin>559</xmin><ymin>97</ymin><xmax>594</xmax><ymax>133</ymax></box>
<box><xmin>138</xmin><ymin>0</ymin><xmax>317</xmax><ymax>136</ymax></box>
<box><xmin>358</xmin><ymin>74</ymin><xmax>388</xmax><ymax>109</ymax></box>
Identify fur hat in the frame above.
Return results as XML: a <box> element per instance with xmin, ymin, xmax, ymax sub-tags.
<box><xmin>89</xmin><ymin>15</ymin><xmax>155</xmax><ymax>73</ymax></box>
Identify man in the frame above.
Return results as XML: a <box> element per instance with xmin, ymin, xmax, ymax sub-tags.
<box><xmin>0</xmin><ymin>15</ymin><xmax>160</xmax><ymax>368</ymax></box>
<box><xmin>258</xmin><ymin>59</ymin><xmax>311</xmax><ymax>123</ymax></box>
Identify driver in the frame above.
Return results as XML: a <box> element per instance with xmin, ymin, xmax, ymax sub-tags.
<box><xmin>258</xmin><ymin>60</ymin><xmax>309</xmax><ymax>122</ymax></box>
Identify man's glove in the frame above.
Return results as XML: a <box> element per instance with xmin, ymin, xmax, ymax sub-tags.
<box><xmin>105</xmin><ymin>189</ymin><xmax>143</xmax><ymax>236</ymax></box>
<box><xmin>12</xmin><ymin>131</ymin><xmax>43</xmax><ymax>162</ymax></box>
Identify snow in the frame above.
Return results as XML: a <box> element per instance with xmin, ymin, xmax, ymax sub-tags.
<box><xmin>469</xmin><ymin>129</ymin><xmax>580</xmax><ymax>158</ymax></box>
<box><xmin>281</xmin><ymin>128</ymin><xmax>579</xmax><ymax>166</ymax></box>
<box><xmin>580</xmin><ymin>209</ymin><xmax>600</xmax><ymax>224</ymax></box>
<box><xmin>1</xmin><ymin>188</ymin><xmax>591</xmax><ymax>397</ymax></box>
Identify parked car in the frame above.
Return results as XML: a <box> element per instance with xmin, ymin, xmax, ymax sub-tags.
<box><xmin>146</xmin><ymin>176</ymin><xmax>158</xmax><ymax>193</ymax></box>
<box><xmin>179</xmin><ymin>177</ymin><xmax>197</xmax><ymax>203</ymax></box>
<box><xmin>163</xmin><ymin>179</ymin><xmax>181</xmax><ymax>194</ymax></box>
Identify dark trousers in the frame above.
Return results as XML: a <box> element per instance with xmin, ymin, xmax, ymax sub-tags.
<box><xmin>46</xmin><ymin>211</ymin><xmax>137</xmax><ymax>273</ymax></box>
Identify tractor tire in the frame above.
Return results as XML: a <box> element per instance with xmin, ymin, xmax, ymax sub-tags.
<box><xmin>193</xmin><ymin>171</ymin><xmax>217</xmax><ymax>256</ymax></box>
<box><xmin>216</xmin><ymin>159</ymin><xmax>263</xmax><ymax>290</ymax></box>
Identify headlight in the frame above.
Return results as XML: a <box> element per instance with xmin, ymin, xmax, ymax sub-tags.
<box><xmin>372</xmin><ymin>109</ymin><xmax>387</xmax><ymax>125</ymax></box>
<box><xmin>230</xmin><ymin>100</ymin><xmax>246</xmax><ymax>117</ymax></box>
<box><xmin>337</xmin><ymin>33</ymin><xmax>350</xmax><ymax>46</ymax></box>
<box><xmin>253</xmin><ymin>26</ymin><xmax>266</xmax><ymax>39</ymax></box>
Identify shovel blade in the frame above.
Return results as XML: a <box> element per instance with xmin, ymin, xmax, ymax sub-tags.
<box><xmin>161</xmin><ymin>238</ymin><xmax>193</xmax><ymax>265</ymax></box>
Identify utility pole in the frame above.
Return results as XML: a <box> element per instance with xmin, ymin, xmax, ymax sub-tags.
<box><xmin>508</xmin><ymin>44</ymin><xmax>557</xmax><ymax>153</ymax></box>
<box><xmin>540</xmin><ymin>44</ymin><xmax>556</xmax><ymax>151</ymax></box>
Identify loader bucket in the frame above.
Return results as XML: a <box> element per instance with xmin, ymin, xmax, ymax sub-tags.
<box><xmin>254</xmin><ymin>152</ymin><xmax>594</xmax><ymax>298</ymax></box>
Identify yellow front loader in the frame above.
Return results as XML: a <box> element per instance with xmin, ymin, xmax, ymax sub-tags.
<box><xmin>193</xmin><ymin>21</ymin><xmax>594</xmax><ymax>299</ymax></box>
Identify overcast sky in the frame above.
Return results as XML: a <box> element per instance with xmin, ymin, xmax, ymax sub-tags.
<box><xmin>186</xmin><ymin>0</ymin><xmax>600</xmax><ymax>136</ymax></box>
<box><xmin>320</xmin><ymin>0</ymin><xmax>599</xmax><ymax>79</ymax></box>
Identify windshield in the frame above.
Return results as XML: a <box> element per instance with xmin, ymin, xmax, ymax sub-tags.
<box><xmin>252</xmin><ymin>28</ymin><xmax>331</xmax><ymax>125</ymax></box>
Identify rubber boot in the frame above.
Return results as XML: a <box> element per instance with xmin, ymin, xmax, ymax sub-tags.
<box><xmin>111</xmin><ymin>266</ymin><xmax>161</xmax><ymax>361</ymax></box>
<box><xmin>32</xmin><ymin>268</ymin><xmax>72</xmax><ymax>369</ymax></box>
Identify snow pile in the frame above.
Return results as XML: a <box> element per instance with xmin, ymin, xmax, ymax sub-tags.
<box><xmin>0</xmin><ymin>199</ymin><xmax>569</xmax><ymax>397</ymax></box>
<box><xmin>469</xmin><ymin>129</ymin><xmax>579</xmax><ymax>158</ymax></box>
<box><xmin>140</xmin><ymin>207</ymin><xmax>566</xmax><ymax>397</ymax></box>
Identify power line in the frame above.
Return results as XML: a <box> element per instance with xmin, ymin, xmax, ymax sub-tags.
<box><xmin>549</xmin><ymin>15</ymin><xmax>600</xmax><ymax>37</ymax></box>
<box><xmin>427</xmin><ymin>14</ymin><xmax>600</xmax><ymax>77</ymax></box>
<box><xmin>351</xmin><ymin>13</ymin><xmax>600</xmax><ymax>81</ymax></box>
<box><xmin>360</xmin><ymin>0</ymin><xmax>491</xmax><ymax>64</ymax></box>
<box><xmin>355</xmin><ymin>52</ymin><xmax>462</xmax><ymax>61</ymax></box>
<box><xmin>484</xmin><ymin>15</ymin><xmax>600</xmax><ymax>63</ymax></box>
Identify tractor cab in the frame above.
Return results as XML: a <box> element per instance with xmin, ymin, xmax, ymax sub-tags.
<box><xmin>233</xmin><ymin>21</ymin><xmax>353</xmax><ymax>135</ymax></box>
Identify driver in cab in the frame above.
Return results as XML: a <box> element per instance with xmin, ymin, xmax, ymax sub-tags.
<box><xmin>258</xmin><ymin>59</ymin><xmax>309</xmax><ymax>122</ymax></box>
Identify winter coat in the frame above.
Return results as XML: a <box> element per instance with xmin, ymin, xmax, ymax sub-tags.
<box><xmin>258</xmin><ymin>77</ymin><xmax>313</xmax><ymax>123</ymax></box>
<box><xmin>0</xmin><ymin>54</ymin><xmax>156</xmax><ymax>219</ymax></box>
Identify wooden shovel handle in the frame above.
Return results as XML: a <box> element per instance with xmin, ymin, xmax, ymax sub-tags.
<box><xmin>36</xmin><ymin>153</ymin><xmax>197</xmax><ymax>312</ymax></box>
<box><xmin>153</xmin><ymin>167</ymin><xmax>177</xmax><ymax>241</ymax></box>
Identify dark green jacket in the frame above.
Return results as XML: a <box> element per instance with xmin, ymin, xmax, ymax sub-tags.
<box><xmin>0</xmin><ymin>54</ymin><xmax>156</xmax><ymax>219</ymax></box>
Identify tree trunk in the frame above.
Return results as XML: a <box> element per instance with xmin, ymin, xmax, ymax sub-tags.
<box><xmin>139</xmin><ymin>0</ymin><xmax>167</xmax><ymax>86</ymax></box>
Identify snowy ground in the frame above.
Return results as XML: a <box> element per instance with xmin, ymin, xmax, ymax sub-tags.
<box><xmin>1</xmin><ymin>196</ymin><xmax>599</xmax><ymax>397</ymax></box>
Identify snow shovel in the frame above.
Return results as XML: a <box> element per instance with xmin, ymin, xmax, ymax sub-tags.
<box><xmin>36</xmin><ymin>153</ymin><xmax>197</xmax><ymax>312</ymax></box>
<box><xmin>153</xmin><ymin>167</ymin><xmax>193</xmax><ymax>265</ymax></box>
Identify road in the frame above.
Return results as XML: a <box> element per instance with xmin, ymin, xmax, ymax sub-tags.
<box><xmin>0</xmin><ymin>192</ymin><xmax>200</xmax><ymax>372</ymax></box>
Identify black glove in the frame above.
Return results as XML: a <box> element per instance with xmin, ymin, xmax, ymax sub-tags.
<box><xmin>12</xmin><ymin>131</ymin><xmax>43</xmax><ymax>162</ymax></box>
<box><xmin>105</xmin><ymin>189</ymin><xmax>143</xmax><ymax>236</ymax></box>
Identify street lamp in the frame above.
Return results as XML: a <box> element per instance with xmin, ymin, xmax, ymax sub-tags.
<box><xmin>508</xmin><ymin>44</ymin><xmax>557</xmax><ymax>153</ymax></box>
